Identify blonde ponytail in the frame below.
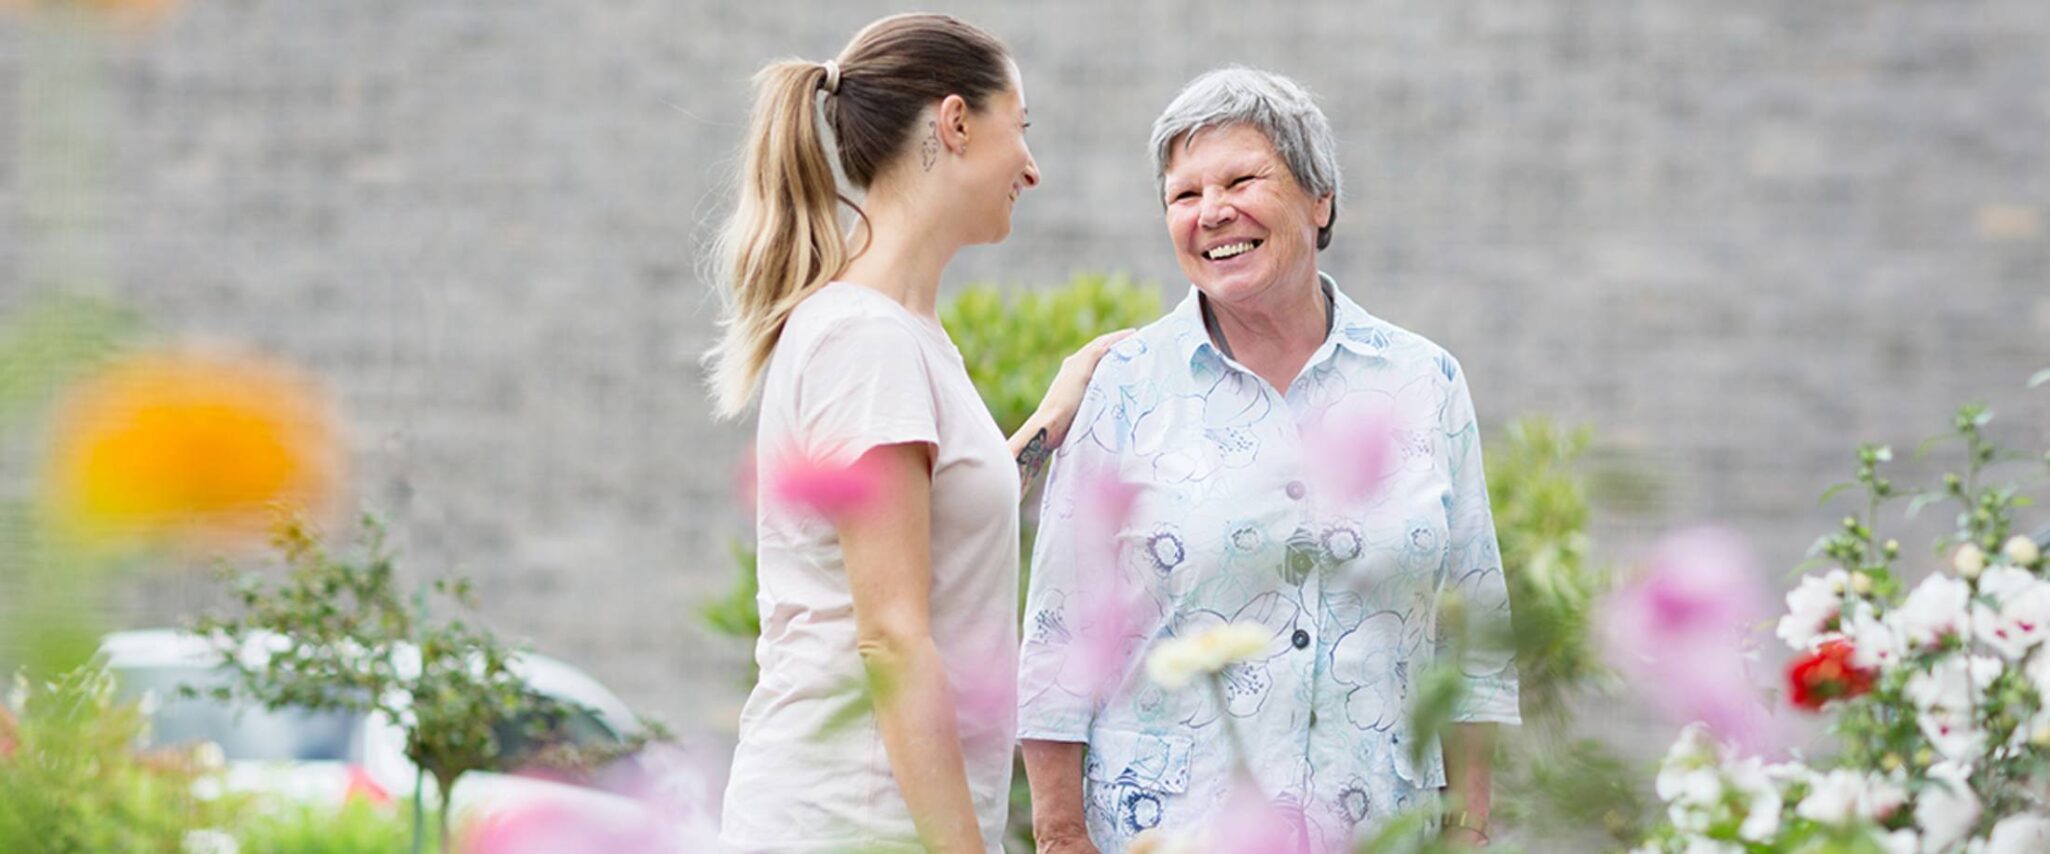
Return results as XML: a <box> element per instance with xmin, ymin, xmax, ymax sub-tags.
<box><xmin>706</xmin><ymin>61</ymin><xmax>848</xmax><ymax>418</ymax></box>
<box><xmin>704</xmin><ymin>16</ymin><xmax>1014</xmax><ymax>417</ymax></box>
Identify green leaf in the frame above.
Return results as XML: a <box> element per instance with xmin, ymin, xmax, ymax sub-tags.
<box><xmin>1905</xmin><ymin>491</ymin><xmax>1949</xmax><ymax>520</ymax></box>
<box><xmin>1817</xmin><ymin>482</ymin><xmax>1858</xmax><ymax>506</ymax></box>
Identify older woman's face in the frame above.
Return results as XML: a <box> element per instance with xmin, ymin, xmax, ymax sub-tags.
<box><xmin>1161</xmin><ymin>124</ymin><xmax>1332</xmax><ymax>308</ymax></box>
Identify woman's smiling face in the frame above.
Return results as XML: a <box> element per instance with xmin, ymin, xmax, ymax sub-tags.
<box><xmin>1160</xmin><ymin>123</ymin><xmax>1332</xmax><ymax>308</ymax></box>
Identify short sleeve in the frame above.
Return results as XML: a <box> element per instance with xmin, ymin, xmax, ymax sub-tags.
<box><xmin>794</xmin><ymin>315</ymin><xmax>940</xmax><ymax>466</ymax></box>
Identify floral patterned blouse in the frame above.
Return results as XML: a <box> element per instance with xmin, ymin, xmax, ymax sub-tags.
<box><xmin>1016</xmin><ymin>275</ymin><xmax>1521</xmax><ymax>852</ymax></box>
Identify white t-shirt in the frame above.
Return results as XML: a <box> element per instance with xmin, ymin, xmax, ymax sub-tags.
<box><xmin>720</xmin><ymin>282</ymin><xmax>1020</xmax><ymax>853</ymax></box>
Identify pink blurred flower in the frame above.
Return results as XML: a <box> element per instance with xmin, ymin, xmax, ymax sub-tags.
<box><xmin>1131</xmin><ymin>777</ymin><xmax>1304</xmax><ymax>854</ymax></box>
<box><xmin>1070</xmin><ymin>468</ymin><xmax>1151</xmax><ymax>701</ymax></box>
<box><xmin>1302</xmin><ymin>404</ymin><xmax>1397</xmax><ymax>503</ymax></box>
<box><xmin>460</xmin><ymin>800</ymin><xmax>660</xmax><ymax>854</ymax></box>
<box><xmin>761</xmin><ymin>446</ymin><xmax>889</xmax><ymax>520</ymax></box>
<box><xmin>1600</xmin><ymin>527</ymin><xmax>1786</xmax><ymax>755</ymax></box>
<box><xmin>951</xmin><ymin>634</ymin><xmax>1022</xmax><ymax>756</ymax></box>
<box><xmin>467</xmin><ymin>743</ymin><xmax>724</xmax><ymax>854</ymax></box>
<box><xmin>1212</xmin><ymin>781</ymin><xmax>1306</xmax><ymax>854</ymax></box>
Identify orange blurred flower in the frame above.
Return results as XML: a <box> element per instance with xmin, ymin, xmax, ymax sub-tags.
<box><xmin>43</xmin><ymin>351</ymin><xmax>342</xmax><ymax>547</ymax></box>
<box><xmin>2</xmin><ymin>0</ymin><xmax>181</xmax><ymax>29</ymax></box>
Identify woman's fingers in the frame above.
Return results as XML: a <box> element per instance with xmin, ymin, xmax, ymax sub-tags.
<box><xmin>1070</xmin><ymin>328</ymin><xmax>1135</xmax><ymax>366</ymax></box>
<box><xmin>1038</xmin><ymin>329</ymin><xmax>1136</xmax><ymax>448</ymax></box>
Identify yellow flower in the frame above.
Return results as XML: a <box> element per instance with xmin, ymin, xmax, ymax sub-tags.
<box><xmin>43</xmin><ymin>351</ymin><xmax>341</xmax><ymax>546</ymax></box>
<box><xmin>1146</xmin><ymin>623</ymin><xmax>1271</xmax><ymax>690</ymax></box>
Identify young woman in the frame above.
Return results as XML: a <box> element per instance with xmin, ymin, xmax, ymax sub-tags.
<box><xmin>705</xmin><ymin>14</ymin><xmax>1127</xmax><ymax>854</ymax></box>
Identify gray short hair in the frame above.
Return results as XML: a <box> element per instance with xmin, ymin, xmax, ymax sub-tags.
<box><xmin>1149</xmin><ymin>67</ymin><xmax>1342</xmax><ymax>249</ymax></box>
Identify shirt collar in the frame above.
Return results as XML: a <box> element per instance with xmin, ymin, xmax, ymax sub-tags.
<box><xmin>1172</xmin><ymin>271</ymin><xmax>1392</xmax><ymax>374</ymax></box>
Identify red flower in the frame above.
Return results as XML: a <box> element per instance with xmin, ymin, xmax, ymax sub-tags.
<box><xmin>1787</xmin><ymin>639</ymin><xmax>1877</xmax><ymax>712</ymax></box>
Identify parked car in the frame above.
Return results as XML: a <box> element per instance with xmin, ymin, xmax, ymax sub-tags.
<box><xmin>99</xmin><ymin>629</ymin><xmax>655</xmax><ymax>822</ymax></box>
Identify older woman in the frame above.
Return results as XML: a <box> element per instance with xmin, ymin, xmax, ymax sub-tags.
<box><xmin>1016</xmin><ymin>68</ymin><xmax>1520</xmax><ymax>853</ymax></box>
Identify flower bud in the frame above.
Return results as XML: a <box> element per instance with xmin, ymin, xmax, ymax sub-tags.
<box><xmin>1850</xmin><ymin>572</ymin><xmax>1873</xmax><ymax>596</ymax></box>
<box><xmin>1914</xmin><ymin>748</ymin><xmax>1934</xmax><ymax>766</ymax></box>
<box><xmin>2003</xmin><ymin>536</ymin><xmax>2041</xmax><ymax>567</ymax></box>
<box><xmin>1884</xmin><ymin>539</ymin><xmax>1900</xmax><ymax>557</ymax></box>
<box><xmin>1881</xmin><ymin>753</ymin><xmax>1903</xmax><ymax>771</ymax></box>
<box><xmin>2033</xmin><ymin>726</ymin><xmax>2050</xmax><ymax>748</ymax></box>
<box><xmin>1955</xmin><ymin>543</ymin><xmax>1986</xmax><ymax>579</ymax></box>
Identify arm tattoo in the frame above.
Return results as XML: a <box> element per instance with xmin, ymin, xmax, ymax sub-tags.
<box><xmin>921</xmin><ymin>120</ymin><xmax>940</xmax><ymax>172</ymax></box>
<box><xmin>1016</xmin><ymin>427</ymin><xmax>1051</xmax><ymax>486</ymax></box>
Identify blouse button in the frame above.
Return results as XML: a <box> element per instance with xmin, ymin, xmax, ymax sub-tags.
<box><xmin>1285</xmin><ymin>480</ymin><xmax>1307</xmax><ymax>500</ymax></box>
<box><xmin>1292</xmin><ymin>628</ymin><xmax>1311</xmax><ymax>650</ymax></box>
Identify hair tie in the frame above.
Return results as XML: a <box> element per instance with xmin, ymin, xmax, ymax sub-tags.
<box><xmin>820</xmin><ymin>60</ymin><xmax>841</xmax><ymax>95</ymax></box>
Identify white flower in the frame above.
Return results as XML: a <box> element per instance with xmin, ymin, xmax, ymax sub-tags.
<box><xmin>1893</xmin><ymin>575</ymin><xmax>1972</xmax><ymax>649</ymax></box>
<box><xmin>1865</xmin><ymin>774</ymin><xmax>1909</xmax><ymax>823</ymax></box>
<box><xmin>181</xmin><ymin>830</ymin><xmax>239</xmax><ymax>854</ymax></box>
<box><xmin>1955</xmin><ymin>543</ymin><xmax>1987</xmax><ymax>578</ymax></box>
<box><xmin>1876</xmin><ymin>828</ymin><xmax>1919</xmax><ymax>854</ymax></box>
<box><xmin>2026</xmin><ymin>645</ymin><xmax>2050</xmax><ymax>701</ymax></box>
<box><xmin>1726</xmin><ymin>757</ymin><xmax>1782</xmax><ymax>842</ymax></box>
<box><xmin>1918</xmin><ymin>706</ymin><xmax>1989</xmax><ymax>762</ymax></box>
<box><xmin>1668</xmin><ymin>800</ymin><xmax>1713</xmax><ymax>835</ymax></box>
<box><xmin>1800</xmin><ymin>769</ymin><xmax>1909</xmax><ymax>829</ymax></box>
<box><xmin>2003</xmin><ymin>535</ymin><xmax>2042</xmax><ymax>568</ymax></box>
<box><xmin>1972</xmin><ymin>566</ymin><xmax>2050</xmax><ymax>660</ymax></box>
<box><xmin>1779</xmin><ymin>569</ymin><xmax>1850</xmax><ymax>650</ymax></box>
<box><xmin>1763</xmin><ymin>760</ymin><xmax>1814</xmax><ymax>786</ymax></box>
<box><xmin>1797</xmin><ymin>770</ymin><xmax>1868</xmax><ymax>825</ymax></box>
<box><xmin>1907</xmin><ymin>656</ymin><xmax>2003</xmax><ymax>711</ymax></box>
<box><xmin>1908</xmin><ymin>656</ymin><xmax>2002</xmax><ymax>761</ymax></box>
<box><xmin>1846</xmin><ymin>601</ymin><xmax>1906</xmax><ymax>671</ymax></box>
<box><xmin>1658</xmin><ymin>766</ymin><xmax>1723</xmax><ymax>809</ymax></box>
<box><xmin>1146</xmin><ymin>622</ymin><xmax>1270</xmax><ymax>690</ymax></box>
<box><xmin>1984</xmin><ymin>813</ymin><xmax>2050</xmax><ymax>854</ymax></box>
<box><xmin>1660</xmin><ymin>723</ymin><xmax>1723</xmax><ymax>773</ymax></box>
<box><xmin>1656</xmin><ymin>723</ymin><xmax>1727</xmax><ymax>806</ymax></box>
<box><xmin>1913</xmin><ymin>762</ymin><xmax>1980</xmax><ymax>854</ymax></box>
<box><xmin>1977</xmin><ymin>564</ymin><xmax>2037</xmax><ymax>603</ymax></box>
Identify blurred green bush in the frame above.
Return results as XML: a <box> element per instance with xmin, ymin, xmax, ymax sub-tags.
<box><xmin>235</xmin><ymin>800</ymin><xmax>422</xmax><ymax>854</ymax></box>
<box><xmin>0</xmin><ymin>666</ymin><xmax>242</xmax><ymax>852</ymax></box>
<box><xmin>938</xmin><ymin>273</ymin><xmax>1161</xmax><ymax>435</ymax></box>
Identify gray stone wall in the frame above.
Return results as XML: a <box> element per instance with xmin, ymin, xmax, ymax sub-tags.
<box><xmin>5</xmin><ymin>0</ymin><xmax>2048</xmax><ymax>813</ymax></box>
